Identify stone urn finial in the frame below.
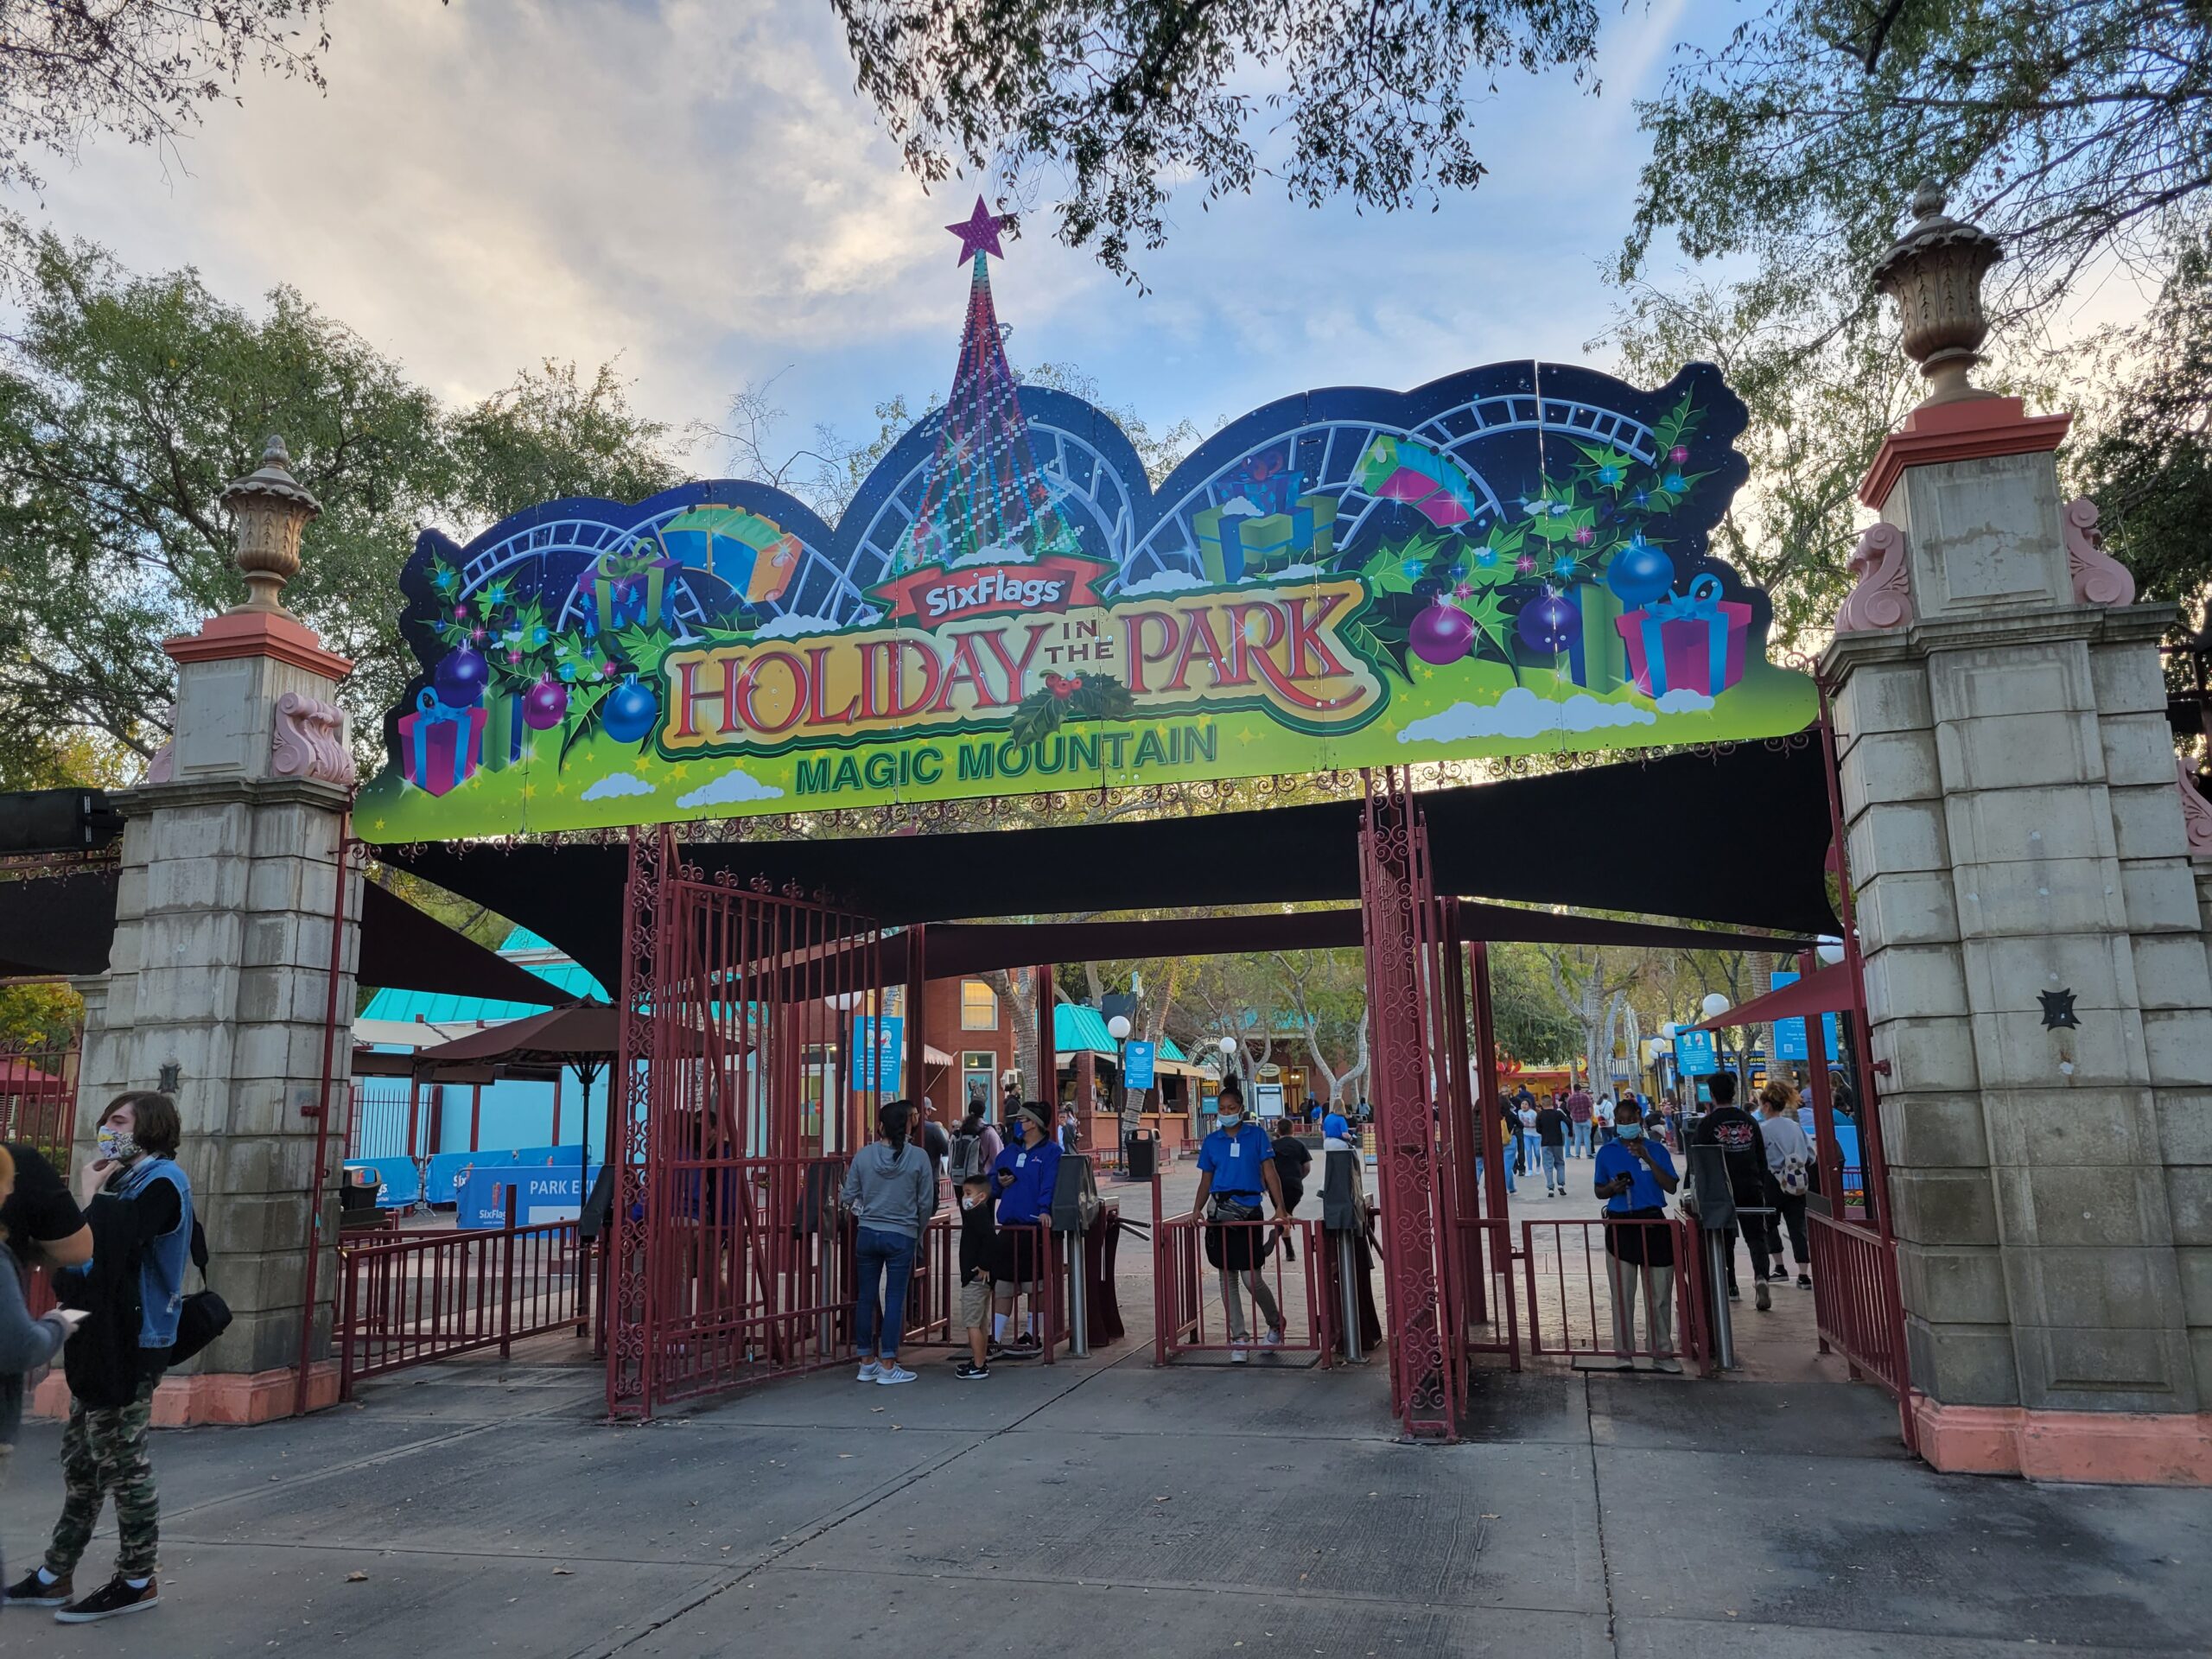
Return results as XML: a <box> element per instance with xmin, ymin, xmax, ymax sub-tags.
<box><xmin>221</xmin><ymin>435</ymin><xmax>322</xmax><ymax>613</ymax></box>
<box><xmin>1872</xmin><ymin>180</ymin><xmax>2005</xmax><ymax>408</ymax></box>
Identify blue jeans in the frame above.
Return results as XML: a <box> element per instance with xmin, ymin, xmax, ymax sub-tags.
<box><xmin>854</xmin><ymin>1225</ymin><xmax>917</xmax><ymax>1360</ymax></box>
<box><xmin>1541</xmin><ymin>1145</ymin><xmax>1565</xmax><ymax>1190</ymax></box>
<box><xmin>1571</xmin><ymin>1121</ymin><xmax>1592</xmax><ymax>1157</ymax></box>
<box><xmin>1478</xmin><ymin>1154</ymin><xmax>1516</xmax><ymax>1196</ymax></box>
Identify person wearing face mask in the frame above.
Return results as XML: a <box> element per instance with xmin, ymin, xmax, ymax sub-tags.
<box><xmin>1592</xmin><ymin>1096</ymin><xmax>1681</xmax><ymax>1370</ymax></box>
<box><xmin>1192</xmin><ymin>1080</ymin><xmax>1294</xmax><ymax>1361</ymax></box>
<box><xmin>0</xmin><ymin>1144</ymin><xmax>90</xmax><ymax>1605</ymax></box>
<box><xmin>7</xmin><ymin>1091</ymin><xmax>192</xmax><ymax>1623</ymax></box>
<box><xmin>988</xmin><ymin>1106</ymin><xmax>1062</xmax><ymax>1358</ymax></box>
<box><xmin>953</xmin><ymin>1173</ymin><xmax>997</xmax><ymax>1380</ymax></box>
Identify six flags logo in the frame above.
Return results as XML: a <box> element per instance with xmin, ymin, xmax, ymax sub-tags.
<box><xmin>870</xmin><ymin>554</ymin><xmax>1114</xmax><ymax>626</ymax></box>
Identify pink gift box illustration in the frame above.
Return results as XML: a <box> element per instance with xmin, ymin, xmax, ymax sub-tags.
<box><xmin>398</xmin><ymin>689</ymin><xmax>486</xmax><ymax>796</ymax></box>
<box><xmin>1613</xmin><ymin>574</ymin><xmax>1751</xmax><ymax>699</ymax></box>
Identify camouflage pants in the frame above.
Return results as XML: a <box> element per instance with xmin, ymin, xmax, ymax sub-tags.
<box><xmin>46</xmin><ymin>1377</ymin><xmax>161</xmax><ymax>1580</ymax></box>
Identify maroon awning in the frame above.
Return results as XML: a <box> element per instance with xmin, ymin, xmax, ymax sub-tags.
<box><xmin>1691</xmin><ymin>960</ymin><xmax>1857</xmax><ymax>1030</ymax></box>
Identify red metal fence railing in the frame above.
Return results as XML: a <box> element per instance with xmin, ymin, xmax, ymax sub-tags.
<box><xmin>1448</xmin><ymin>1217</ymin><xmax>1519</xmax><ymax>1367</ymax></box>
<box><xmin>1521</xmin><ymin>1217</ymin><xmax>1708</xmax><ymax>1372</ymax></box>
<box><xmin>1152</xmin><ymin>1182</ymin><xmax>1333</xmax><ymax>1365</ymax></box>
<box><xmin>898</xmin><ymin>1216</ymin><xmax>1065</xmax><ymax>1361</ymax></box>
<box><xmin>1808</xmin><ymin>1210</ymin><xmax>1907</xmax><ymax>1398</ymax></box>
<box><xmin>337</xmin><ymin>1203</ymin><xmax>582</xmax><ymax>1397</ymax></box>
<box><xmin>0</xmin><ymin>1036</ymin><xmax>79</xmax><ymax>1156</ymax></box>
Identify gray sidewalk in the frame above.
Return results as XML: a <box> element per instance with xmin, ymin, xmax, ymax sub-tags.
<box><xmin>3</xmin><ymin>1346</ymin><xmax>2208</xmax><ymax>1657</ymax></box>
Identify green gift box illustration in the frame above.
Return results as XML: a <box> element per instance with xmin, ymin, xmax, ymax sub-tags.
<box><xmin>1194</xmin><ymin>493</ymin><xmax>1338</xmax><ymax>582</ymax></box>
<box><xmin>584</xmin><ymin>543</ymin><xmax>668</xmax><ymax>635</ymax></box>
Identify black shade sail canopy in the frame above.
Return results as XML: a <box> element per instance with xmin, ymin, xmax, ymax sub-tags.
<box><xmin>385</xmin><ymin>740</ymin><xmax>1838</xmax><ymax>992</ymax></box>
<box><xmin>0</xmin><ymin>867</ymin><xmax>570</xmax><ymax>1007</ymax></box>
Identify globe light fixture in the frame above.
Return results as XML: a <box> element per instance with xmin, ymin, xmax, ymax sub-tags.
<box><xmin>1816</xmin><ymin>937</ymin><xmax>1847</xmax><ymax>967</ymax></box>
<box><xmin>1660</xmin><ymin>1022</ymin><xmax>1679</xmax><ymax>1039</ymax></box>
<box><xmin>1700</xmin><ymin>992</ymin><xmax>1731</xmax><ymax>1022</ymax></box>
<box><xmin>1106</xmin><ymin>1014</ymin><xmax>1132</xmax><ymax>1041</ymax></box>
<box><xmin>1217</xmin><ymin>1036</ymin><xmax>1237</xmax><ymax>1055</ymax></box>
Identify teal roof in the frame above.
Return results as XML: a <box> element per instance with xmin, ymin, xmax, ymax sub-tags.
<box><xmin>360</xmin><ymin>924</ymin><xmax>605</xmax><ymax>1025</ymax></box>
<box><xmin>1052</xmin><ymin>1005</ymin><xmax>1189</xmax><ymax>1060</ymax></box>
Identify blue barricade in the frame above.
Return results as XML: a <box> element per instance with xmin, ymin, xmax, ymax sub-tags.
<box><xmin>455</xmin><ymin>1163</ymin><xmax>600</xmax><ymax>1229</ymax></box>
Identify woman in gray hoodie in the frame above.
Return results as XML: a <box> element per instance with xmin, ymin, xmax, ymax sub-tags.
<box><xmin>839</xmin><ymin>1100</ymin><xmax>938</xmax><ymax>1387</ymax></box>
<box><xmin>1</xmin><ymin>1144</ymin><xmax>86</xmax><ymax>1592</ymax></box>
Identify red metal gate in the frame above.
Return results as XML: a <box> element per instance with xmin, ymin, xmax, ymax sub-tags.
<box><xmin>607</xmin><ymin>829</ymin><xmax>887</xmax><ymax>1418</ymax></box>
<box><xmin>1357</xmin><ymin>769</ymin><xmax>1462</xmax><ymax>1439</ymax></box>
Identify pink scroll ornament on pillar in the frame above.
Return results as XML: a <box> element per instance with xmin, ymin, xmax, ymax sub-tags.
<box><xmin>271</xmin><ymin>692</ymin><xmax>358</xmax><ymax>786</ymax></box>
<box><xmin>1834</xmin><ymin>522</ymin><xmax>1912</xmax><ymax>633</ymax></box>
<box><xmin>2178</xmin><ymin>758</ymin><xmax>2212</xmax><ymax>861</ymax></box>
<box><xmin>2064</xmin><ymin>498</ymin><xmax>2135</xmax><ymax>607</ymax></box>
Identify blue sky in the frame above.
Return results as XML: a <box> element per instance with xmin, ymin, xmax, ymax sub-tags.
<box><xmin>33</xmin><ymin>0</ymin><xmax>1762</xmax><ymax>486</ymax></box>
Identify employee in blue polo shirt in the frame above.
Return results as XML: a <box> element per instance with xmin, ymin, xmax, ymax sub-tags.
<box><xmin>1192</xmin><ymin>1080</ymin><xmax>1294</xmax><ymax>1362</ymax></box>
<box><xmin>988</xmin><ymin>1106</ymin><xmax>1061</xmax><ymax>1358</ymax></box>
<box><xmin>1593</xmin><ymin>1096</ymin><xmax>1682</xmax><ymax>1371</ymax></box>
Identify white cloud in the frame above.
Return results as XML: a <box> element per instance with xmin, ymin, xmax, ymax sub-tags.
<box><xmin>753</xmin><ymin>610</ymin><xmax>866</xmax><ymax>639</ymax></box>
<box><xmin>581</xmin><ymin>772</ymin><xmax>657</xmax><ymax>801</ymax></box>
<box><xmin>1397</xmin><ymin>688</ymin><xmax>1658</xmax><ymax>744</ymax></box>
<box><xmin>1118</xmin><ymin>569</ymin><xmax>1205</xmax><ymax>595</ymax></box>
<box><xmin>1654</xmin><ymin>689</ymin><xmax>1716</xmax><ymax>714</ymax></box>
<box><xmin>677</xmin><ymin>769</ymin><xmax>785</xmax><ymax>808</ymax></box>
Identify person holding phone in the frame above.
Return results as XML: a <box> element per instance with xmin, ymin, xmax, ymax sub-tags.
<box><xmin>7</xmin><ymin>1090</ymin><xmax>193</xmax><ymax>1624</ymax></box>
<box><xmin>1592</xmin><ymin>1097</ymin><xmax>1682</xmax><ymax>1370</ymax></box>
<box><xmin>0</xmin><ymin>1143</ymin><xmax>91</xmax><ymax>1603</ymax></box>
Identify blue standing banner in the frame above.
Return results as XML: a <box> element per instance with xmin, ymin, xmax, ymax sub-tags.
<box><xmin>1122</xmin><ymin>1039</ymin><xmax>1156</xmax><ymax>1091</ymax></box>
<box><xmin>849</xmin><ymin>1014</ymin><xmax>905</xmax><ymax>1095</ymax></box>
<box><xmin>1770</xmin><ymin>970</ymin><xmax>1842</xmax><ymax>1063</ymax></box>
<box><xmin>1673</xmin><ymin>1028</ymin><xmax>1720</xmax><ymax>1077</ymax></box>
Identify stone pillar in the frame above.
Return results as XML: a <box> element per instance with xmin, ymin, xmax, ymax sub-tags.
<box><xmin>61</xmin><ymin>438</ymin><xmax>360</xmax><ymax>1426</ymax></box>
<box><xmin>1826</xmin><ymin>188</ymin><xmax>2212</xmax><ymax>1481</ymax></box>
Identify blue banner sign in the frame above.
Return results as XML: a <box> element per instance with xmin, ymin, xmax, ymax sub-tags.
<box><xmin>849</xmin><ymin>1014</ymin><xmax>905</xmax><ymax>1094</ymax></box>
<box><xmin>1673</xmin><ymin>1028</ymin><xmax>1719</xmax><ymax>1077</ymax></box>
<box><xmin>1770</xmin><ymin>970</ymin><xmax>1842</xmax><ymax>1063</ymax></box>
<box><xmin>1122</xmin><ymin>1039</ymin><xmax>1156</xmax><ymax>1091</ymax></box>
<box><xmin>457</xmin><ymin>1165</ymin><xmax>596</xmax><ymax>1229</ymax></box>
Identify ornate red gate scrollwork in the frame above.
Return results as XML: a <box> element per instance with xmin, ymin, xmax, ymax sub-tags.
<box><xmin>1357</xmin><ymin>769</ymin><xmax>1464</xmax><ymax>1439</ymax></box>
<box><xmin>607</xmin><ymin>827</ymin><xmax>886</xmax><ymax>1419</ymax></box>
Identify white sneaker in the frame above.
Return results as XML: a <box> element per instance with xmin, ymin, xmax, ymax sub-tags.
<box><xmin>1260</xmin><ymin>1328</ymin><xmax>1285</xmax><ymax>1349</ymax></box>
<box><xmin>875</xmin><ymin>1363</ymin><xmax>917</xmax><ymax>1386</ymax></box>
<box><xmin>1229</xmin><ymin>1345</ymin><xmax>1249</xmax><ymax>1364</ymax></box>
<box><xmin>856</xmin><ymin>1360</ymin><xmax>880</xmax><ymax>1382</ymax></box>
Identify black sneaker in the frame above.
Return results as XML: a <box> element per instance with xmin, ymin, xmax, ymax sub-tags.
<box><xmin>54</xmin><ymin>1575</ymin><xmax>159</xmax><ymax>1623</ymax></box>
<box><xmin>954</xmin><ymin>1360</ymin><xmax>990</xmax><ymax>1380</ymax></box>
<box><xmin>3</xmin><ymin>1569</ymin><xmax>70</xmax><ymax>1606</ymax></box>
<box><xmin>1797</xmin><ymin>1273</ymin><xmax>1813</xmax><ymax>1288</ymax></box>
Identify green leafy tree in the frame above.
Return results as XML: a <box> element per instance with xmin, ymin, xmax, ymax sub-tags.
<box><xmin>830</xmin><ymin>0</ymin><xmax>1603</xmax><ymax>283</ymax></box>
<box><xmin>0</xmin><ymin>238</ymin><xmax>678</xmax><ymax>778</ymax></box>
<box><xmin>1618</xmin><ymin>0</ymin><xmax>2212</xmax><ymax>632</ymax></box>
<box><xmin>0</xmin><ymin>1</ymin><xmax>330</xmax><ymax>236</ymax></box>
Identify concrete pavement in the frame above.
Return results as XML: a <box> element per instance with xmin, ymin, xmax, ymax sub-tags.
<box><xmin>5</xmin><ymin>1334</ymin><xmax>2209</xmax><ymax>1657</ymax></box>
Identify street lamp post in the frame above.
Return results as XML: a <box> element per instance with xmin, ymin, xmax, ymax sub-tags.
<box><xmin>1107</xmin><ymin>1013</ymin><xmax>1133</xmax><ymax>1168</ymax></box>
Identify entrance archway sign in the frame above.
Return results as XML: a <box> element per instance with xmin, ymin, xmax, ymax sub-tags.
<box><xmin>354</xmin><ymin>206</ymin><xmax>1815</xmax><ymax>844</ymax></box>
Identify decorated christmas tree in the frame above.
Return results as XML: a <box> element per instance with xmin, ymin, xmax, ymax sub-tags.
<box><xmin>895</xmin><ymin>200</ymin><xmax>1079</xmax><ymax>573</ymax></box>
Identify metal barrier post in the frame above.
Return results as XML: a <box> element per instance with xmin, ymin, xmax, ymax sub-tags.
<box><xmin>499</xmin><ymin>1185</ymin><xmax>518</xmax><ymax>1361</ymax></box>
<box><xmin>339</xmin><ymin>1249</ymin><xmax>359</xmax><ymax>1402</ymax></box>
<box><xmin>1706</xmin><ymin>1228</ymin><xmax>1736</xmax><ymax>1371</ymax></box>
<box><xmin>1068</xmin><ymin>1230</ymin><xmax>1090</xmax><ymax>1358</ymax></box>
<box><xmin>1151</xmin><ymin>1172</ymin><xmax>1167</xmax><ymax>1366</ymax></box>
<box><xmin>1336</xmin><ymin>1232</ymin><xmax>1363</xmax><ymax>1363</ymax></box>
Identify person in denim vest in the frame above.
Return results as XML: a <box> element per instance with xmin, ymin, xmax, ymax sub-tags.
<box><xmin>4</xmin><ymin>1091</ymin><xmax>191</xmax><ymax>1624</ymax></box>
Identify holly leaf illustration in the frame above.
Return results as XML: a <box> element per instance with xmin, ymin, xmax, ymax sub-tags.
<box><xmin>1009</xmin><ymin>688</ymin><xmax>1066</xmax><ymax>748</ymax></box>
<box><xmin>1066</xmin><ymin>672</ymin><xmax>1135</xmax><ymax>721</ymax></box>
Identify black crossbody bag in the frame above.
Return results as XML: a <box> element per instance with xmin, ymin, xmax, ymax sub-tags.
<box><xmin>166</xmin><ymin>1217</ymin><xmax>232</xmax><ymax>1365</ymax></box>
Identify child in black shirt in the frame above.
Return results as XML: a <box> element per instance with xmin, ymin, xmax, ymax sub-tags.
<box><xmin>956</xmin><ymin>1173</ymin><xmax>995</xmax><ymax>1380</ymax></box>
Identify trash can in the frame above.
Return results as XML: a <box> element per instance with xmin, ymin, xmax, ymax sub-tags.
<box><xmin>1126</xmin><ymin>1128</ymin><xmax>1158</xmax><ymax>1182</ymax></box>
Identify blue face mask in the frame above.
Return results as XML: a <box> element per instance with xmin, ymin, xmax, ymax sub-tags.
<box><xmin>1614</xmin><ymin>1122</ymin><xmax>1645</xmax><ymax>1142</ymax></box>
<box><xmin>1218</xmin><ymin>1113</ymin><xmax>1242</xmax><ymax>1131</ymax></box>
